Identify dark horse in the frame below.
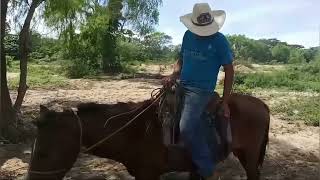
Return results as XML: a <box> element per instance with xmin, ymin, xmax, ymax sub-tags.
<box><xmin>26</xmin><ymin>92</ymin><xmax>270</xmax><ymax>180</ymax></box>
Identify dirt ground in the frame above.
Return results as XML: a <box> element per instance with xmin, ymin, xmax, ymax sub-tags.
<box><xmin>1</xmin><ymin>65</ymin><xmax>319</xmax><ymax>180</ymax></box>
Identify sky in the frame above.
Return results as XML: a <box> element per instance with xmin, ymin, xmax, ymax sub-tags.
<box><xmin>156</xmin><ymin>0</ymin><xmax>320</xmax><ymax>48</ymax></box>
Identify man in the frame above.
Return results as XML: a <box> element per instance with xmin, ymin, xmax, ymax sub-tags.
<box><xmin>163</xmin><ymin>3</ymin><xmax>234</xmax><ymax>180</ymax></box>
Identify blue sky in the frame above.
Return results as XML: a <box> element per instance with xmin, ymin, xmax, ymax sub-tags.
<box><xmin>156</xmin><ymin>0</ymin><xmax>320</xmax><ymax>48</ymax></box>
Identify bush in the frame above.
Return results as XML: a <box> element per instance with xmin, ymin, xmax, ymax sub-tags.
<box><xmin>234</xmin><ymin>62</ymin><xmax>320</xmax><ymax>92</ymax></box>
<box><xmin>117</xmin><ymin>40</ymin><xmax>147</xmax><ymax>62</ymax></box>
<box><xmin>65</xmin><ymin>58</ymin><xmax>101</xmax><ymax>78</ymax></box>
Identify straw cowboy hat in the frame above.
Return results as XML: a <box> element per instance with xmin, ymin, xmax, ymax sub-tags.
<box><xmin>180</xmin><ymin>3</ymin><xmax>226</xmax><ymax>36</ymax></box>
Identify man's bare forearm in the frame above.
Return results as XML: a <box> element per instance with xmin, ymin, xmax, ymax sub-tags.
<box><xmin>222</xmin><ymin>64</ymin><xmax>234</xmax><ymax>103</ymax></box>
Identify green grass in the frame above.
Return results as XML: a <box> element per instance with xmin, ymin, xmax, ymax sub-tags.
<box><xmin>272</xmin><ymin>96</ymin><xmax>320</xmax><ymax>126</ymax></box>
<box><xmin>8</xmin><ymin>63</ymin><xmax>68</xmax><ymax>90</ymax></box>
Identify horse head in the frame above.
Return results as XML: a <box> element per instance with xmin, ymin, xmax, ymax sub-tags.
<box><xmin>26</xmin><ymin>105</ymin><xmax>81</xmax><ymax>180</ymax></box>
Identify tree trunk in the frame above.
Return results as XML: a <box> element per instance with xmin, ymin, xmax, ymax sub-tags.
<box><xmin>102</xmin><ymin>0</ymin><xmax>123</xmax><ymax>73</ymax></box>
<box><xmin>14</xmin><ymin>0</ymin><xmax>43</xmax><ymax>110</ymax></box>
<box><xmin>0</xmin><ymin>0</ymin><xmax>16</xmax><ymax>141</ymax></box>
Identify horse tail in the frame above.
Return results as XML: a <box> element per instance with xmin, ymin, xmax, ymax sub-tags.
<box><xmin>258</xmin><ymin>104</ymin><xmax>270</xmax><ymax>167</ymax></box>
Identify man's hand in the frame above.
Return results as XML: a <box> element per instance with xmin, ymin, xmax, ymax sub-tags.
<box><xmin>161</xmin><ymin>74</ymin><xmax>177</xmax><ymax>87</ymax></box>
<box><xmin>162</xmin><ymin>59</ymin><xmax>182</xmax><ymax>87</ymax></box>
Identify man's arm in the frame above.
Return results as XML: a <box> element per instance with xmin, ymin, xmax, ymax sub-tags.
<box><xmin>222</xmin><ymin>64</ymin><xmax>234</xmax><ymax>103</ymax></box>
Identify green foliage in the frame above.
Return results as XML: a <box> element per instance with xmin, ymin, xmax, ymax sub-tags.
<box><xmin>42</xmin><ymin>0</ymin><xmax>162</xmax><ymax>73</ymax></box>
<box><xmin>143</xmin><ymin>32</ymin><xmax>173</xmax><ymax>60</ymax></box>
<box><xmin>234</xmin><ymin>62</ymin><xmax>320</xmax><ymax>92</ymax></box>
<box><xmin>65</xmin><ymin>58</ymin><xmax>101</xmax><ymax>78</ymax></box>
<box><xmin>30</xmin><ymin>32</ymin><xmax>62</xmax><ymax>61</ymax></box>
<box><xmin>227</xmin><ymin>35</ymin><xmax>317</xmax><ymax>65</ymax></box>
<box><xmin>123</xmin><ymin>0</ymin><xmax>162</xmax><ymax>35</ymax></box>
<box><xmin>273</xmin><ymin>96</ymin><xmax>320</xmax><ymax>126</ymax></box>
<box><xmin>303</xmin><ymin>46</ymin><xmax>319</xmax><ymax>63</ymax></box>
<box><xmin>228</xmin><ymin>35</ymin><xmax>272</xmax><ymax>63</ymax></box>
<box><xmin>117</xmin><ymin>39</ymin><xmax>147</xmax><ymax>62</ymax></box>
<box><xmin>271</xmin><ymin>44</ymin><xmax>291</xmax><ymax>63</ymax></box>
<box><xmin>4</xmin><ymin>34</ymin><xmax>19</xmax><ymax>59</ymax></box>
<box><xmin>312</xmin><ymin>48</ymin><xmax>320</xmax><ymax>63</ymax></box>
<box><xmin>288</xmin><ymin>49</ymin><xmax>306</xmax><ymax>64</ymax></box>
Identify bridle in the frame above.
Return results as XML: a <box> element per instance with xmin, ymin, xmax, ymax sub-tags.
<box><xmin>28</xmin><ymin>87</ymin><xmax>167</xmax><ymax>177</ymax></box>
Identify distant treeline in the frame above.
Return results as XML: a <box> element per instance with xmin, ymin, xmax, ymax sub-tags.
<box><xmin>5</xmin><ymin>32</ymin><xmax>319</xmax><ymax>77</ymax></box>
<box><xmin>227</xmin><ymin>35</ymin><xmax>319</xmax><ymax>64</ymax></box>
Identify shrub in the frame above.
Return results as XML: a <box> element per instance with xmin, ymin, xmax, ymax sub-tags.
<box><xmin>65</xmin><ymin>58</ymin><xmax>101</xmax><ymax>78</ymax></box>
<box><xmin>234</xmin><ymin>62</ymin><xmax>320</xmax><ymax>92</ymax></box>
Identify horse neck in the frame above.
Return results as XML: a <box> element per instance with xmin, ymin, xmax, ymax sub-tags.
<box><xmin>79</xmin><ymin>101</ymin><xmax>161</xmax><ymax>159</ymax></box>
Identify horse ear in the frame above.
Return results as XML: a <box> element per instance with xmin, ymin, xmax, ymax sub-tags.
<box><xmin>40</xmin><ymin>105</ymin><xmax>49</xmax><ymax>114</ymax></box>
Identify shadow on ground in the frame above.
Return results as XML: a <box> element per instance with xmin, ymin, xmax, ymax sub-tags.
<box><xmin>1</xmin><ymin>134</ymin><xmax>318</xmax><ymax>180</ymax></box>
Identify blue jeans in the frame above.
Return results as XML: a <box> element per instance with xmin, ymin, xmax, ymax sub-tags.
<box><xmin>179</xmin><ymin>86</ymin><xmax>215</xmax><ymax>178</ymax></box>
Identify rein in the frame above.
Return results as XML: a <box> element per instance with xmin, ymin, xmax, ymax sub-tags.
<box><xmin>83</xmin><ymin>88</ymin><xmax>166</xmax><ymax>153</ymax></box>
<box><xmin>103</xmin><ymin>87</ymin><xmax>164</xmax><ymax>128</ymax></box>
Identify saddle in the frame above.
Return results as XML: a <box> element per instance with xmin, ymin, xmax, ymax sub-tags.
<box><xmin>160</xmin><ymin>83</ymin><xmax>232</xmax><ymax>163</ymax></box>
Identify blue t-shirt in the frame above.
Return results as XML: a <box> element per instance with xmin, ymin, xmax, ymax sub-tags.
<box><xmin>180</xmin><ymin>30</ymin><xmax>233</xmax><ymax>92</ymax></box>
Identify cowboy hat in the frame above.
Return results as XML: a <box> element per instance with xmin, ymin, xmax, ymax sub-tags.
<box><xmin>180</xmin><ymin>3</ymin><xmax>226</xmax><ymax>36</ymax></box>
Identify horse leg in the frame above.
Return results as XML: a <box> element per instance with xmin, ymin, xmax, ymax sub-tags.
<box><xmin>234</xmin><ymin>149</ymin><xmax>247</xmax><ymax>173</ymax></box>
<box><xmin>244</xmin><ymin>151</ymin><xmax>260</xmax><ymax>180</ymax></box>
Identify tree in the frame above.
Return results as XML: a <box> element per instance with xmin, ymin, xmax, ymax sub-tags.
<box><xmin>228</xmin><ymin>35</ymin><xmax>272</xmax><ymax>63</ymax></box>
<box><xmin>271</xmin><ymin>44</ymin><xmax>291</xmax><ymax>63</ymax></box>
<box><xmin>0</xmin><ymin>0</ymin><xmax>13</xmax><ymax>142</ymax></box>
<box><xmin>143</xmin><ymin>32</ymin><xmax>172</xmax><ymax>60</ymax></box>
<box><xmin>15</xmin><ymin>0</ymin><xmax>45</xmax><ymax>110</ymax></box>
<box><xmin>43</xmin><ymin>0</ymin><xmax>162</xmax><ymax>73</ymax></box>
<box><xmin>304</xmin><ymin>47</ymin><xmax>320</xmax><ymax>63</ymax></box>
<box><xmin>289</xmin><ymin>49</ymin><xmax>306</xmax><ymax>64</ymax></box>
<box><xmin>0</xmin><ymin>0</ymin><xmax>44</xmax><ymax>142</ymax></box>
<box><xmin>4</xmin><ymin>34</ymin><xmax>19</xmax><ymax>59</ymax></box>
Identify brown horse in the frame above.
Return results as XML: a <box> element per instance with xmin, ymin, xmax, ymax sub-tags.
<box><xmin>26</xmin><ymin>93</ymin><xmax>269</xmax><ymax>180</ymax></box>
